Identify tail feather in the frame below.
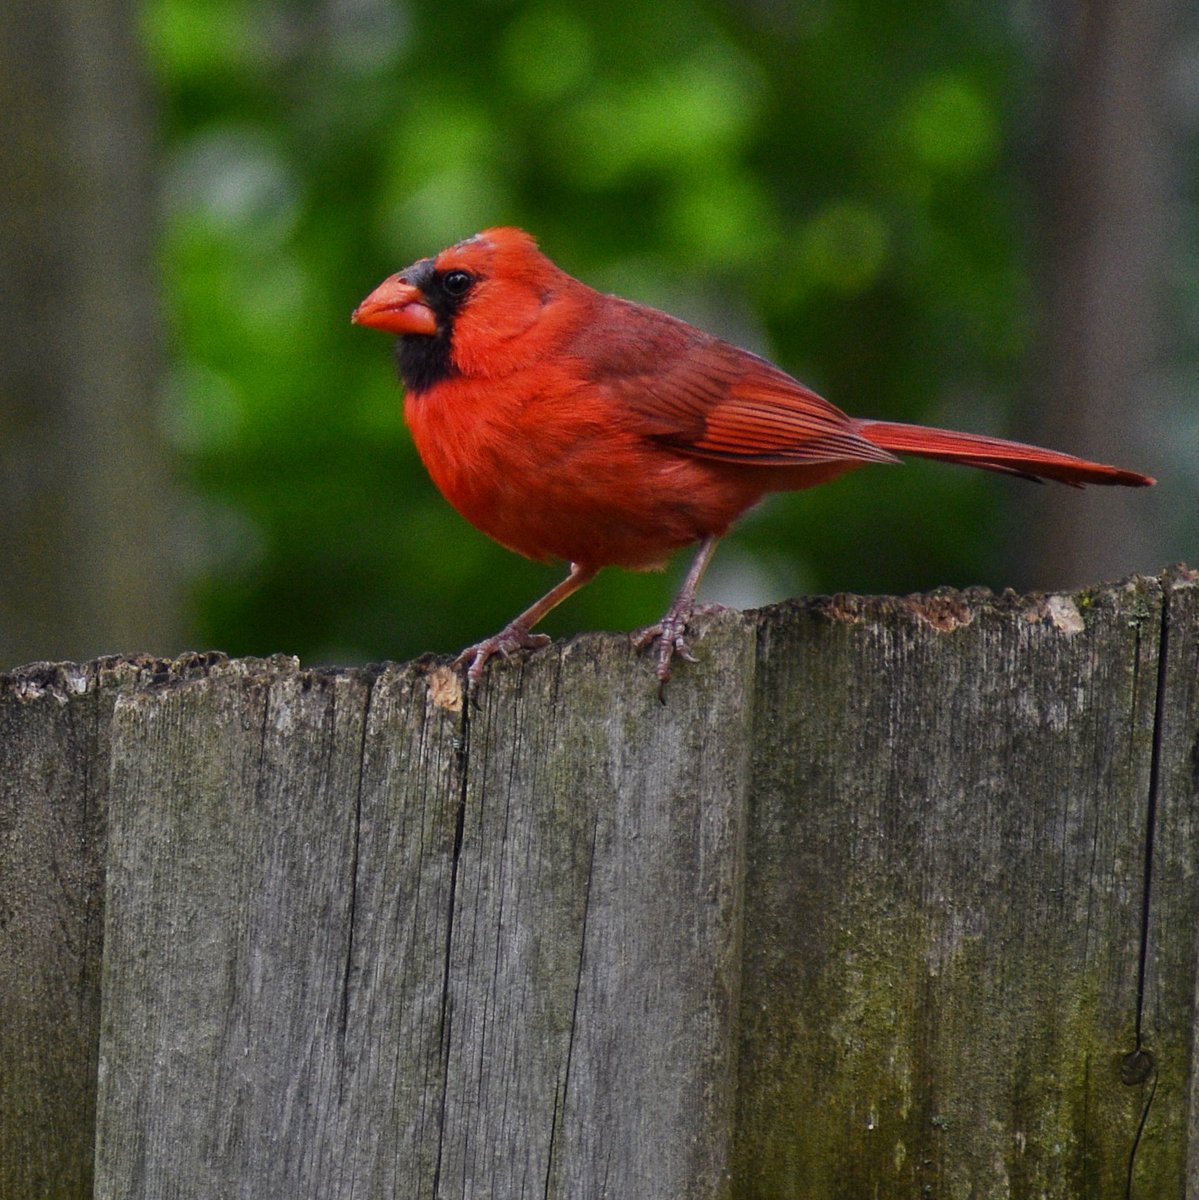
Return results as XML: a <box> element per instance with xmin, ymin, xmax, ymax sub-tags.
<box><xmin>856</xmin><ymin>420</ymin><xmax>1154</xmax><ymax>488</ymax></box>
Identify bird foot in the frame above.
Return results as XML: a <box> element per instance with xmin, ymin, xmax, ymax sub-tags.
<box><xmin>454</xmin><ymin>623</ymin><xmax>552</xmax><ymax>685</ymax></box>
<box><xmin>633</xmin><ymin>602</ymin><xmax>727</xmax><ymax>690</ymax></box>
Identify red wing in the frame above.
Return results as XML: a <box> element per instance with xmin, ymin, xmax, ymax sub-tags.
<box><xmin>571</xmin><ymin>301</ymin><xmax>897</xmax><ymax>467</ymax></box>
<box><xmin>662</xmin><ymin>365</ymin><xmax>899</xmax><ymax>466</ymax></box>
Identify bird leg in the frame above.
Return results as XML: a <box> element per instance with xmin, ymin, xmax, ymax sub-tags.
<box><xmin>455</xmin><ymin>562</ymin><xmax>597</xmax><ymax>686</ymax></box>
<box><xmin>633</xmin><ymin>535</ymin><xmax>721</xmax><ymax>686</ymax></box>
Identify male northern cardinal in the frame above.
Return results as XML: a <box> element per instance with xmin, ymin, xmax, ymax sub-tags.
<box><xmin>353</xmin><ymin>227</ymin><xmax>1153</xmax><ymax>687</ymax></box>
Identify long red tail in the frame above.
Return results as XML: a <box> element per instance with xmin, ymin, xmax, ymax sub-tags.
<box><xmin>856</xmin><ymin>420</ymin><xmax>1154</xmax><ymax>488</ymax></box>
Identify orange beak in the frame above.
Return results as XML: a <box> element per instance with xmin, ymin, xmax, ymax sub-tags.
<box><xmin>352</xmin><ymin>275</ymin><xmax>438</xmax><ymax>336</ymax></box>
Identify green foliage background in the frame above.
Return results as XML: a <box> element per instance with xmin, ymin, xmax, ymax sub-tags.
<box><xmin>146</xmin><ymin>0</ymin><xmax>1047</xmax><ymax>664</ymax></box>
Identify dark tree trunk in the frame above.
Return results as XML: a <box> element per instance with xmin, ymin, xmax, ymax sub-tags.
<box><xmin>1018</xmin><ymin>0</ymin><xmax>1182</xmax><ymax>589</ymax></box>
<box><xmin>0</xmin><ymin>0</ymin><xmax>178</xmax><ymax>667</ymax></box>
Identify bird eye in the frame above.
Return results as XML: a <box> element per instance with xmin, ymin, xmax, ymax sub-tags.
<box><xmin>442</xmin><ymin>270</ymin><xmax>474</xmax><ymax>297</ymax></box>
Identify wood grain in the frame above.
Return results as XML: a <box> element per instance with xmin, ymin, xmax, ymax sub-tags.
<box><xmin>2</xmin><ymin>572</ymin><xmax>1196</xmax><ymax>1199</ymax></box>
<box><xmin>734</xmin><ymin>572</ymin><xmax>1198</xmax><ymax>1198</ymax></box>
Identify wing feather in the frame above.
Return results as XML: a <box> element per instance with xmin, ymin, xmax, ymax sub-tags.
<box><xmin>568</xmin><ymin>300</ymin><xmax>897</xmax><ymax>468</ymax></box>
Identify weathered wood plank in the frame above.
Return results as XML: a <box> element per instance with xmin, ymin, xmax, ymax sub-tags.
<box><xmin>4</xmin><ymin>572</ymin><xmax>1197</xmax><ymax>1199</ymax></box>
<box><xmin>0</xmin><ymin>662</ymin><xmax>108</xmax><ymax>1200</ymax></box>
<box><xmin>331</xmin><ymin>660</ymin><xmax>465</xmax><ymax>1196</ymax></box>
<box><xmin>1146</xmin><ymin>575</ymin><xmax>1199</xmax><ymax>1197</ymax></box>
<box><xmin>0</xmin><ymin>655</ymin><xmax>230</xmax><ymax>1200</ymax></box>
<box><xmin>733</xmin><ymin>571</ymin><xmax>1199</xmax><ymax>1199</ymax></box>
<box><xmin>438</xmin><ymin>622</ymin><xmax>756</xmax><ymax>1199</ymax></box>
<box><xmin>93</xmin><ymin>657</ymin><xmax>461</xmax><ymax>1198</ymax></box>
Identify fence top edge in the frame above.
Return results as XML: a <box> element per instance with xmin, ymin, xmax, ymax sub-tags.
<box><xmin>2</xmin><ymin>564</ymin><xmax>1192</xmax><ymax>701</ymax></box>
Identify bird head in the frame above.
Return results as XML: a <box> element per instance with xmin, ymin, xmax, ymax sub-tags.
<box><xmin>353</xmin><ymin>227</ymin><xmax>568</xmax><ymax>391</ymax></box>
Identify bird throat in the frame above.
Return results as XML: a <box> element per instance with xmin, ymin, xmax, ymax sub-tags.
<box><xmin>395</xmin><ymin>327</ymin><xmax>456</xmax><ymax>394</ymax></box>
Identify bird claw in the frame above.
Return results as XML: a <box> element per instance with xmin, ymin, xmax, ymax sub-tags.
<box><xmin>455</xmin><ymin>624</ymin><xmax>552</xmax><ymax>685</ymax></box>
<box><xmin>634</xmin><ymin>602</ymin><xmax>729</xmax><ymax>697</ymax></box>
<box><xmin>634</xmin><ymin>608</ymin><xmax>698</xmax><ymax>685</ymax></box>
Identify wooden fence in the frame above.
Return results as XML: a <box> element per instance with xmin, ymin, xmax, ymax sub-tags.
<box><xmin>3</xmin><ymin>567</ymin><xmax>1197</xmax><ymax>1199</ymax></box>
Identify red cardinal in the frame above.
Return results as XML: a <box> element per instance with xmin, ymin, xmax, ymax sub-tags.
<box><xmin>353</xmin><ymin>227</ymin><xmax>1153</xmax><ymax>687</ymax></box>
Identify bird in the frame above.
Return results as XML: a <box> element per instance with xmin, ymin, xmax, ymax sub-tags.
<box><xmin>352</xmin><ymin>227</ymin><xmax>1154</xmax><ymax>690</ymax></box>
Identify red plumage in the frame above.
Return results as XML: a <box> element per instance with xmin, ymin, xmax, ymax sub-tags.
<box><xmin>353</xmin><ymin>227</ymin><xmax>1153</xmax><ymax>687</ymax></box>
